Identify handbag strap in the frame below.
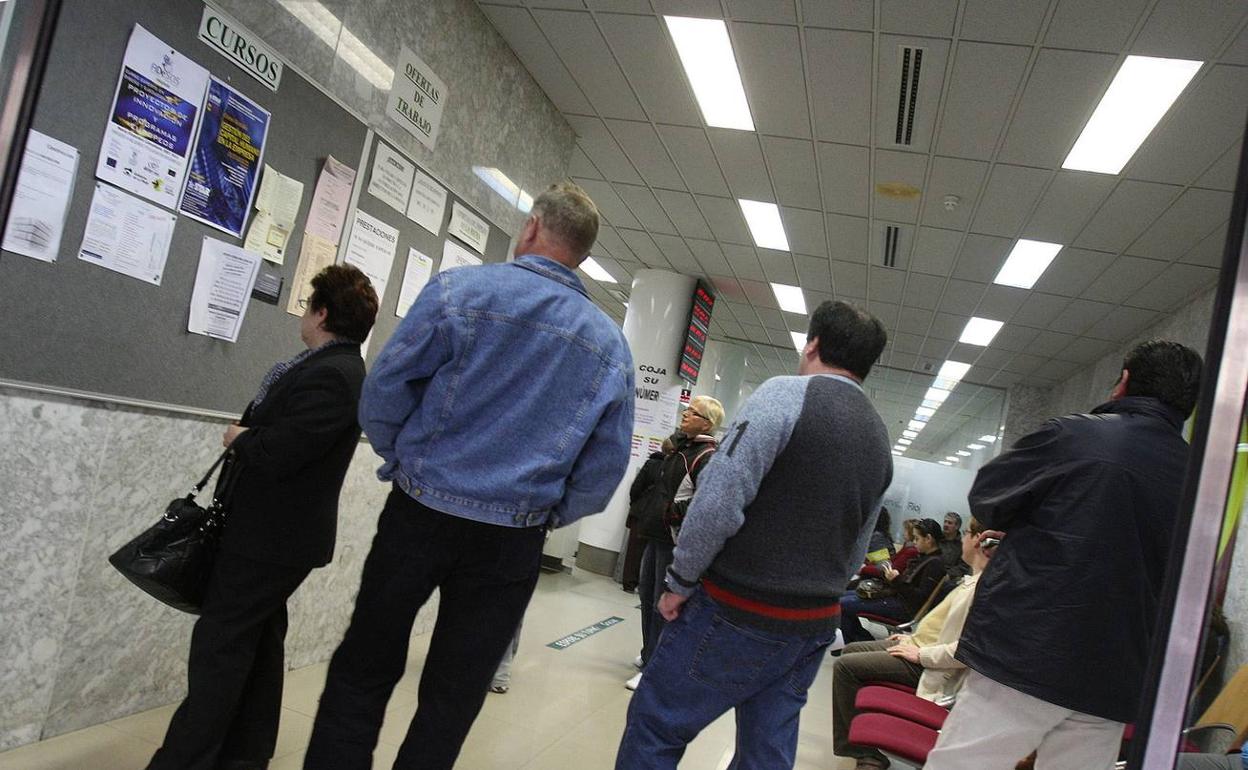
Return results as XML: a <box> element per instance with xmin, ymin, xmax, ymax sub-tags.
<box><xmin>191</xmin><ymin>448</ymin><xmax>232</xmax><ymax>496</ymax></box>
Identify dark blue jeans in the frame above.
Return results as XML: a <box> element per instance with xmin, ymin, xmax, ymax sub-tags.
<box><xmin>838</xmin><ymin>591</ymin><xmax>909</xmax><ymax>643</ymax></box>
<box><xmin>615</xmin><ymin>589</ymin><xmax>834</xmax><ymax>769</ymax></box>
<box><xmin>637</xmin><ymin>540</ymin><xmax>674</xmax><ymax>666</ymax></box>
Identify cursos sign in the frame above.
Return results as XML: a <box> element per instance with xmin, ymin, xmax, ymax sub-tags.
<box><xmin>198</xmin><ymin>5</ymin><xmax>283</xmax><ymax>92</ymax></box>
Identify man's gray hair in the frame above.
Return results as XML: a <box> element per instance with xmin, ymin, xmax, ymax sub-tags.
<box><xmin>531</xmin><ymin>182</ymin><xmax>600</xmax><ymax>259</ymax></box>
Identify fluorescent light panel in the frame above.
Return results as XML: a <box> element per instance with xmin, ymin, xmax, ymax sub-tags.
<box><xmin>907</xmin><ymin>420</ymin><xmax>926</xmax><ymax>432</ymax></box>
<box><xmin>979</xmin><ymin>434</ymin><xmax>998</xmax><ymax>443</ymax></box>
<box><xmin>936</xmin><ymin>361</ymin><xmax>972</xmax><ymax>388</ymax></box>
<box><xmin>921</xmin><ymin>399</ymin><xmax>943</xmax><ymax>409</ymax></box>
<box><xmin>739</xmin><ymin>200</ymin><xmax>790</xmax><ymax>251</ymax></box>
<box><xmin>968</xmin><ymin>443</ymin><xmax>986</xmax><ymax>450</ymax></box>
<box><xmin>939</xmin><ymin>460</ymin><xmax>953</xmax><ymax>466</ymax></box>
<box><xmin>1063</xmin><ymin>56</ymin><xmax>1202</xmax><ymax>175</ymax></box>
<box><xmin>915</xmin><ymin>406</ymin><xmax>936</xmax><ymax>418</ymax></box>
<box><xmin>994</xmin><ymin>240</ymin><xmax>1062</xmax><ymax>290</ymax></box>
<box><xmin>893</xmin><ymin>450</ymin><xmax>904</xmax><ymax>456</ymax></box>
<box><xmin>902</xmin><ymin>430</ymin><xmax>918</xmax><ymax>439</ymax></box>
<box><xmin>579</xmin><ymin>257</ymin><xmax>617</xmax><ymax>283</ymax></box>
<box><xmin>790</xmin><ymin>331</ymin><xmax>807</xmax><ymax>351</ymax></box>
<box><xmin>945</xmin><ymin>456</ymin><xmax>960</xmax><ymax>462</ymax></box>
<box><xmin>770</xmin><ymin>282</ymin><xmax>807</xmax><ymax>314</ymax></box>
<box><xmin>956</xmin><ymin>450</ymin><xmax>971</xmax><ymax>457</ymax></box>
<box><xmin>664</xmin><ymin>16</ymin><xmax>755</xmax><ymax>131</ymax></box>
<box><xmin>924</xmin><ymin>387</ymin><xmax>951</xmax><ymax>403</ymax></box>
<box><xmin>898</xmin><ymin>438</ymin><xmax>912</xmax><ymax>445</ymax></box>
<box><xmin>960</xmin><ymin>317</ymin><xmax>1004</xmax><ymax>347</ymax></box>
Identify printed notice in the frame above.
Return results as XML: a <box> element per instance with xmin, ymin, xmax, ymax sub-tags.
<box><xmin>2</xmin><ymin>130</ymin><xmax>80</xmax><ymax>262</ymax></box>
<box><xmin>406</xmin><ymin>167</ymin><xmax>447</xmax><ymax>234</ymax></box>
<box><xmin>368</xmin><ymin>141</ymin><xmax>415</xmax><ymax>215</ymax></box>
<box><xmin>447</xmin><ymin>201</ymin><xmax>488</xmax><ymax>254</ymax></box>
<box><xmin>78</xmin><ymin>182</ymin><xmax>177</xmax><ymax>285</ymax></box>
<box><xmin>386</xmin><ymin>46</ymin><xmax>447</xmax><ymax>151</ymax></box>
<box><xmin>305</xmin><ymin>155</ymin><xmax>356</xmax><ymax>244</ymax></box>
<box><xmin>343</xmin><ymin>210</ymin><xmax>399</xmax><ymax>303</ymax></box>
<box><xmin>286</xmin><ymin>233</ymin><xmax>337</xmax><ymax>316</ymax></box>
<box><xmin>96</xmin><ymin>25</ymin><xmax>210</xmax><ymax>209</ymax></box>
<box><xmin>244</xmin><ymin>165</ymin><xmax>304</xmax><ymax>264</ymax></box>
<box><xmin>396</xmin><ymin>248</ymin><xmax>433</xmax><ymax>317</ymax></box>
<box><xmin>440</xmin><ymin>238</ymin><xmax>482</xmax><ymax>273</ymax></box>
<box><xmin>188</xmin><ymin>237</ymin><xmax>262</xmax><ymax>342</ymax></box>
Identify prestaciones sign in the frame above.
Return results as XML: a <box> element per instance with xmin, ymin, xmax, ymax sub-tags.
<box><xmin>198</xmin><ymin>5</ymin><xmax>283</xmax><ymax>92</ymax></box>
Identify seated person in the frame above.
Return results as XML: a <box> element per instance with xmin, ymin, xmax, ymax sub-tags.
<box><xmin>839</xmin><ymin>518</ymin><xmax>946</xmax><ymax>643</ymax></box>
<box><xmin>940</xmin><ymin>511</ymin><xmax>971</xmax><ymax>578</ymax></box>
<box><xmin>832</xmin><ymin>519</ymin><xmax>998</xmax><ymax>770</ymax></box>
<box><xmin>860</xmin><ymin>518</ymin><xmax>919</xmax><ymax>579</ymax></box>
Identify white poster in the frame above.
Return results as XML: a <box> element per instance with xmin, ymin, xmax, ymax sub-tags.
<box><xmin>368</xmin><ymin>141</ymin><xmax>415</xmax><ymax>215</ymax></box>
<box><xmin>96</xmin><ymin>25</ymin><xmax>210</xmax><ymax>209</ymax></box>
<box><xmin>305</xmin><ymin>155</ymin><xmax>356</xmax><ymax>245</ymax></box>
<box><xmin>2</xmin><ymin>130</ymin><xmax>80</xmax><ymax>262</ymax></box>
<box><xmin>78</xmin><ymin>182</ymin><xmax>177</xmax><ymax>285</ymax></box>
<box><xmin>187</xmin><ymin>237</ymin><xmax>262</xmax><ymax>342</ymax></box>
<box><xmin>440</xmin><ymin>238</ymin><xmax>482</xmax><ymax>272</ymax></box>
<box><xmin>386</xmin><ymin>46</ymin><xmax>447</xmax><ymax>151</ymax></box>
<box><xmin>448</xmin><ymin>201</ymin><xmax>488</xmax><ymax>254</ymax></box>
<box><xmin>343</xmin><ymin>210</ymin><xmax>399</xmax><ymax>303</ymax></box>
<box><xmin>396</xmin><ymin>248</ymin><xmax>433</xmax><ymax>317</ymax></box>
<box><xmin>243</xmin><ymin>165</ymin><xmax>304</xmax><ymax>264</ymax></box>
<box><xmin>406</xmin><ymin>167</ymin><xmax>447</xmax><ymax>234</ymax></box>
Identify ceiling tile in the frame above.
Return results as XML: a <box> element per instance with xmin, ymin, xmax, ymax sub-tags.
<box><xmin>870</xmin><ymin>267</ymin><xmax>907</xmax><ymax>304</ymax></box>
<box><xmin>891</xmin><ymin>332</ymin><xmax>925</xmax><ymax>354</ymax></box>
<box><xmin>533</xmin><ymin>10</ymin><xmax>646</xmax><ymax>120</ymax></box>
<box><xmin>911</xmin><ymin>226</ymin><xmax>963</xmax><ymax>276</ymax></box>
<box><xmin>794</xmin><ymin>254</ymin><xmax>832</xmax><ymax>291</ymax></box>
<box><xmin>1074</xmin><ymin>180</ymin><xmax>1183</xmax><ymax>253</ymax></box>
<box><xmin>972</xmin><ymin>165</ymin><xmax>1051</xmax><ymax>237</ymax></box>
<box><xmin>826</xmin><ymin>214</ymin><xmax>871</xmax><ymax>264</ymax></box>
<box><xmin>1012</xmin><ymin>293</ymin><xmax>1070</xmax><ymax>328</ymax></box>
<box><xmin>762</xmin><ymin>137</ymin><xmax>821</xmax><ymax>208</ymax></box>
<box><xmin>875</xmin><ymin>37</ymin><xmax>950</xmax><ymax>153</ymax></box>
<box><xmin>1195</xmin><ymin>141</ymin><xmax>1241</xmax><ymax>192</ymax></box>
<box><xmin>733</xmin><ymin>22</ymin><xmax>811</xmax><ymax>138</ymax></box>
<box><xmin>874</xmin><ymin>150</ymin><xmax>929</xmax><ymax>222</ymax></box>
<box><xmin>902</xmin><ymin>273</ymin><xmax>947</xmax><ymax>310</ymax></box>
<box><xmin>819</xmin><ymin>142</ymin><xmax>870</xmax><ymax>217</ymax></box>
<box><xmin>930</xmin><ymin>312</ymin><xmax>970</xmax><ymax>340</ymax></box>
<box><xmin>921</xmin><ymin>157</ymin><xmax>989</xmax><ymax>230</ymax></box>
<box><xmin>1132</xmin><ymin>0</ymin><xmax>1248</xmax><ymax>59</ymax></box>
<box><xmin>1021</xmin><ymin>171</ymin><xmax>1117</xmax><ymax>244</ymax></box>
<box><xmin>986</xmin><ymin>321</ymin><xmax>1039</xmax><ymax>352</ymax></box>
<box><xmin>806</xmin><ymin>29</ymin><xmax>873</xmax><ymax>145</ymax></box>
<box><xmin>586</xmin><ymin>0</ymin><xmax>652</xmax><ymax>10</ymax></box>
<box><xmin>740</xmin><ymin>278</ymin><xmax>780</xmax><ymax>308</ymax></box>
<box><xmin>596</xmin><ymin>13</ymin><xmax>701</xmax><ymax>126</ymax></box>
<box><xmin>652</xmin><ymin>0</ymin><xmax>725</xmax><ymax>18</ymax></box>
<box><xmin>1126</xmin><ymin>264</ymin><xmax>1221</xmax><ymax>311</ymax></box>
<box><xmin>1044</xmin><ymin>0</ymin><xmax>1150</xmax><ymax>52</ymax></box>
<box><xmin>976</xmin><ymin>284</ymin><xmax>1030</xmax><ymax>321</ymax></box>
<box><xmin>1026</xmin><ymin>329</ymin><xmax>1079</xmax><ymax>357</ymax></box>
<box><xmin>755</xmin><ymin>307</ymin><xmax>790</xmax><ymax>331</ymax></box>
<box><xmin>872</xmin><ymin>222</ymin><xmax>912</xmax><ymax>271</ymax></box>
<box><xmin>587</xmin><ymin>255</ymin><xmax>630</xmax><ymax>283</ymax></box>
<box><xmin>934</xmin><ymin>42</ymin><xmax>1031</xmax><ymax>161</ymax></box>
<box><xmin>568</xmin><ymin>116</ymin><xmax>643</xmax><ymax>184</ymax></box>
<box><xmin>708</xmin><ymin>129</ymin><xmax>773</xmax><ymax>201</ymax></box>
<box><xmin>690</xmin><ymin>239</ymin><xmax>733</xmax><ymax>275</ymax></box>
<box><xmin>574</xmin><ymin>178</ymin><xmax>640</xmax><ymax>228</ymax></box>
<box><xmin>921</xmin><ymin>337</ymin><xmax>957</xmax><ymax>360</ymax></box>
<box><xmin>1057</xmin><ymin>336</ymin><xmax>1114</xmax><ymax>364</ymax></box>
<box><xmin>953</xmin><ymin>234</ymin><xmax>1012</xmax><ymax>283</ymax></box>
<box><xmin>758</xmin><ymin>250</ymin><xmax>800</xmax><ymax>284</ymax></box>
<box><xmin>615</xmin><ymin>184</ymin><xmax>678</xmax><ymax>235</ymax></box>
<box><xmin>880</xmin><ymin>0</ymin><xmax>957</xmax><ymax>37</ymax></box>
<box><xmin>605</xmin><ymin>119</ymin><xmax>685</xmax><ymax>189</ymax></box>
<box><xmin>1091</xmin><ymin>305</ymin><xmax>1160</xmax><ymax>341</ymax></box>
<box><xmin>657</xmin><ymin>125</ymin><xmax>730</xmax><ymax>196</ymax></box>
<box><xmin>869</xmin><ymin>300</ymin><xmax>902</xmax><ymax>324</ymax></box>
<box><xmin>960</xmin><ymin>0</ymin><xmax>1048</xmax><ymax>44</ymax></box>
<box><xmin>1047</xmin><ymin>298</ymin><xmax>1114</xmax><ymax>335</ymax></box>
<box><xmin>897</xmin><ymin>306</ymin><xmax>935</xmax><ymax>335</ymax></box>
<box><xmin>727</xmin><ymin>0</ymin><xmax>798</xmax><ymax>23</ymax></box>
<box><xmin>831</xmin><ymin>260</ymin><xmax>868</xmax><ymax>297</ymax></box>
<box><xmin>723</xmin><ymin>243</ymin><xmax>767</xmax><ymax>280</ymax></box>
<box><xmin>938</xmin><ymin>278</ymin><xmax>988</xmax><ymax>316</ymax></box>
<box><xmin>619</xmin><ymin>228</ymin><xmax>667</xmax><ymax>267</ymax></box>
<box><xmin>696</xmin><ymin>195</ymin><xmax>752</xmax><ymax>245</ymax></box>
<box><xmin>594</xmin><ymin>224</ymin><xmax>635</xmax><ymax>260</ymax></box>
<box><xmin>1179</xmin><ymin>224</ymin><xmax>1229</xmax><ymax>268</ymax></box>
<box><xmin>998</xmin><ymin>48</ymin><xmax>1119</xmax><ymax>169</ymax></box>
<box><xmin>653</xmin><ymin>233</ymin><xmax>700</xmax><ymax>273</ymax></box>
<box><xmin>479</xmin><ymin>5</ymin><xmax>594</xmax><ymax>114</ymax></box>
<box><xmin>1032</xmin><ymin>247</ymin><xmax>1115</xmax><ymax>298</ymax></box>
<box><xmin>801</xmin><ymin>0</ymin><xmax>874</xmax><ymax>29</ymax></box>
<box><xmin>1129</xmin><ymin>188</ymin><xmax>1233</xmax><ymax>260</ymax></box>
<box><xmin>783</xmin><ymin>207</ymin><xmax>829</xmax><ymax>257</ymax></box>
<box><xmin>568</xmin><ymin>147</ymin><xmax>603</xmax><ymax>179</ymax></box>
<box><xmin>654</xmin><ymin>189</ymin><xmax>714</xmax><ymax>240</ymax></box>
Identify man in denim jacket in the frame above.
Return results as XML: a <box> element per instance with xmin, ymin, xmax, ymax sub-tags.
<box><xmin>305</xmin><ymin>182</ymin><xmax>634</xmax><ymax>770</ymax></box>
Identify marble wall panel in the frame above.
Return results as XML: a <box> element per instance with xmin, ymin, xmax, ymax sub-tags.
<box><xmin>212</xmin><ymin>0</ymin><xmax>356</xmax><ymax>89</ymax></box>
<box><xmin>0</xmin><ymin>391</ymin><xmax>112</xmax><ymax>751</ymax></box>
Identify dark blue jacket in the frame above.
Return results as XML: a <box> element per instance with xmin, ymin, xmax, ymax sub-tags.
<box><xmin>955</xmin><ymin>396</ymin><xmax>1189</xmax><ymax>722</ymax></box>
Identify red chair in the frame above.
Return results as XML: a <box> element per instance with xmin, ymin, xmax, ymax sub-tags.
<box><xmin>847</xmin><ymin>712</ymin><xmax>939</xmax><ymax>767</ymax></box>
<box><xmin>856</xmin><ymin>685</ymin><xmax>950</xmax><ymax>731</ymax></box>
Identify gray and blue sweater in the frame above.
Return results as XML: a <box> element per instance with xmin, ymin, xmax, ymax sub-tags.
<box><xmin>665</xmin><ymin>374</ymin><xmax>894</xmax><ymax>635</ymax></box>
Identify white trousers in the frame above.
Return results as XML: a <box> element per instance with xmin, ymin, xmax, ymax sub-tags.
<box><xmin>923</xmin><ymin>670</ymin><xmax>1125</xmax><ymax>770</ymax></box>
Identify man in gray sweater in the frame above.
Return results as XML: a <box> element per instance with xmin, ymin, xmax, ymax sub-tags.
<box><xmin>615</xmin><ymin>301</ymin><xmax>894</xmax><ymax>769</ymax></box>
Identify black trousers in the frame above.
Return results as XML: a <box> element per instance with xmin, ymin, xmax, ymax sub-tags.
<box><xmin>148</xmin><ymin>552</ymin><xmax>311</xmax><ymax>770</ymax></box>
<box><xmin>304</xmin><ymin>487</ymin><xmax>545</xmax><ymax>770</ymax></box>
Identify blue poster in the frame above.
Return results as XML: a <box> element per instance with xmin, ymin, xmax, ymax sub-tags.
<box><xmin>179</xmin><ymin>78</ymin><xmax>270</xmax><ymax>237</ymax></box>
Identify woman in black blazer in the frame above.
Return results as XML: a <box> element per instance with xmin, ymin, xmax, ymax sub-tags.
<box><xmin>148</xmin><ymin>265</ymin><xmax>378</xmax><ymax>770</ymax></box>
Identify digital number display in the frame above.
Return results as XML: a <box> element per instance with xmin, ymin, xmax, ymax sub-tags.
<box><xmin>678</xmin><ymin>281</ymin><xmax>715</xmax><ymax>384</ymax></box>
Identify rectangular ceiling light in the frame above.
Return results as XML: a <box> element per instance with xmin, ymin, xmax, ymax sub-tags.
<box><xmin>770</xmin><ymin>282</ymin><xmax>807</xmax><ymax>314</ymax></box>
<box><xmin>959</xmin><ymin>317</ymin><xmax>1005</xmax><ymax>347</ymax></box>
<box><xmin>956</xmin><ymin>450</ymin><xmax>971</xmax><ymax>457</ymax></box>
<box><xmin>898</xmin><ymin>438</ymin><xmax>912</xmax><ymax>445</ymax></box>
<box><xmin>664</xmin><ymin>16</ymin><xmax>755</xmax><ymax>131</ymax></box>
<box><xmin>579</xmin><ymin>257</ymin><xmax>617</xmax><ymax>283</ymax></box>
<box><xmin>945</xmin><ymin>456</ymin><xmax>960</xmax><ymax>462</ymax></box>
<box><xmin>915</xmin><ymin>406</ymin><xmax>936</xmax><ymax>418</ymax></box>
<box><xmin>979</xmin><ymin>434</ymin><xmax>998</xmax><ymax>443</ymax></box>
<box><xmin>902</xmin><ymin>429</ymin><xmax>918</xmax><ymax>439</ymax></box>
<box><xmin>937</xmin><ymin>360</ymin><xmax>972</xmax><ymax>383</ymax></box>
<box><xmin>1063</xmin><ymin>56</ymin><xmax>1202</xmax><ymax>175</ymax></box>
<box><xmin>968</xmin><ymin>443</ymin><xmax>986</xmax><ymax>450</ymax></box>
<box><xmin>893</xmin><ymin>450</ymin><xmax>904</xmax><ymax>456</ymax></box>
<box><xmin>938</xmin><ymin>460</ymin><xmax>953</xmax><ymax>466</ymax></box>
<box><xmin>739</xmin><ymin>200</ymin><xmax>790</xmax><ymax>251</ymax></box>
<box><xmin>924</xmin><ymin>387</ymin><xmax>951</xmax><ymax>403</ymax></box>
<box><xmin>921</xmin><ymin>399</ymin><xmax>943</xmax><ymax>409</ymax></box>
<box><xmin>994</xmin><ymin>239</ymin><xmax>1062</xmax><ymax>289</ymax></box>
<box><xmin>907</xmin><ymin>419</ymin><xmax>926</xmax><ymax>432</ymax></box>
<box><xmin>790</xmin><ymin>331</ymin><xmax>808</xmax><ymax>351</ymax></box>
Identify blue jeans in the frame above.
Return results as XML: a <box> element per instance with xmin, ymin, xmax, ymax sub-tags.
<box><xmin>615</xmin><ymin>589</ymin><xmax>834</xmax><ymax>769</ymax></box>
<box><xmin>637</xmin><ymin>540</ymin><xmax>675</xmax><ymax>666</ymax></box>
<box><xmin>838</xmin><ymin>592</ymin><xmax>909</xmax><ymax>643</ymax></box>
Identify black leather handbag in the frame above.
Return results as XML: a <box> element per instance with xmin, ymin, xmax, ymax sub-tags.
<box><xmin>108</xmin><ymin>449</ymin><xmax>236</xmax><ymax>614</ymax></box>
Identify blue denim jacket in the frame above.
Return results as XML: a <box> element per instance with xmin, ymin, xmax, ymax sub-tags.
<box><xmin>360</xmin><ymin>254</ymin><xmax>635</xmax><ymax>528</ymax></box>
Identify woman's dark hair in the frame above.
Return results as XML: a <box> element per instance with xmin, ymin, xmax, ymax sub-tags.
<box><xmin>1121</xmin><ymin>339</ymin><xmax>1203</xmax><ymax>417</ymax></box>
<box><xmin>875</xmin><ymin>507</ymin><xmax>891</xmax><ymax>535</ymax></box>
<box><xmin>805</xmin><ymin>301</ymin><xmax>887</xmax><ymax>380</ymax></box>
<box><xmin>309</xmin><ymin>264</ymin><xmax>379</xmax><ymax>343</ymax></box>
<box><xmin>913</xmin><ymin>518</ymin><xmax>943</xmax><ymax>542</ymax></box>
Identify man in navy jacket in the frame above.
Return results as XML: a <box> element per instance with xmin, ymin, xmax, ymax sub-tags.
<box><xmin>924</xmin><ymin>340</ymin><xmax>1203</xmax><ymax>770</ymax></box>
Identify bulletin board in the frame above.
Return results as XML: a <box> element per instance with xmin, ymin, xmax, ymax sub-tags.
<box><xmin>0</xmin><ymin>0</ymin><xmax>510</xmax><ymax>414</ymax></box>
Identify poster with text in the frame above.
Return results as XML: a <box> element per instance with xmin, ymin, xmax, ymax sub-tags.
<box><xmin>96</xmin><ymin>25</ymin><xmax>209</xmax><ymax>209</ymax></box>
<box><xmin>179</xmin><ymin>78</ymin><xmax>270</xmax><ymax>237</ymax></box>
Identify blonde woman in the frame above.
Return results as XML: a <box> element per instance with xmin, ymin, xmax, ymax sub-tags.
<box><xmin>627</xmin><ymin>395</ymin><xmax>724</xmax><ymax>690</ymax></box>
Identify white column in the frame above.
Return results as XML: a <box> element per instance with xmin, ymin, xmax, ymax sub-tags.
<box><xmin>709</xmin><ymin>342</ymin><xmax>748</xmax><ymax>425</ymax></box>
<box><xmin>577</xmin><ymin>269</ymin><xmax>695</xmax><ymax>573</ymax></box>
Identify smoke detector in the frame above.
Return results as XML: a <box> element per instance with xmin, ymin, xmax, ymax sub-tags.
<box><xmin>943</xmin><ymin>195</ymin><xmax>961</xmax><ymax>211</ymax></box>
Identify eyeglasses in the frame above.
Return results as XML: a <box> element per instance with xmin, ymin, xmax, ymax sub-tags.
<box><xmin>685</xmin><ymin>408</ymin><xmax>708</xmax><ymax>421</ymax></box>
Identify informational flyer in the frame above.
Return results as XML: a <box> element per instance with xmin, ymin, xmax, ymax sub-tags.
<box><xmin>179</xmin><ymin>78</ymin><xmax>271</xmax><ymax>237</ymax></box>
<box><xmin>78</xmin><ymin>182</ymin><xmax>177</xmax><ymax>285</ymax></box>
<box><xmin>187</xmin><ymin>237</ymin><xmax>262</xmax><ymax>342</ymax></box>
<box><xmin>440</xmin><ymin>238</ymin><xmax>483</xmax><ymax>272</ymax></box>
<box><xmin>305</xmin><ymin>155</ymin><xmax>356</xmax><ymax>244</ymax></box>
<box><xmin>285</xmin><ymin>233</ymin><xmax>337</xmax><ymax>316</ymax></box>
<box><xmin>407</xmin><ymin>167</ymin><xmax>447</xmax><ymax>234</ymax></box>
<box><xmin>368</xmin><ymin>141</ymin><xmax>415</xmax><ymax>215</ymax></box>
<box><xmin>343</xmin><ymin>210</ymin><xmax>399</xmax><ymax>302</ymax></box>
<box><xmin>448</xmin><ymin>201</ymin><xmax>488</xmax><ymax>254</ymax></box>
<box><xmin>96</xmin><ymin>25</ymin><xmax>210</xmax><ymax>209</ymax></box>
<box><xmin>243</xmin><ymin>164</ymin><xmax>303</xmax><ymax>264</ymax></box>
<box><xmin>2</xmin><ymin>130</ymin><xmax>80</xmax><ymax>262</ymax></box>
<box><xmin>396</xmin><ymin>248</ymin><xmax>433</xmax><ymax>317</ymax></box>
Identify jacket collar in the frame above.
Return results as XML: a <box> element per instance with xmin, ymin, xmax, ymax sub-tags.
<box><xmin>1090</xmin><ymin>395</ymin><xmax>1186</xmax><ymax>431</ymax></box>
<box><xmin>513</xmin><ymin>254</ymin><xmax>590</xmax><ymax>298</ymax></box>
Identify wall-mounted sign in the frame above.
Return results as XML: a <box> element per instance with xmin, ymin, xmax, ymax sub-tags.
<box><xmin>448</xmin><ymin>201</ymin><xmax>488</xmax><ymax>254</ymax></box>
<box><xmin>679</xmin><ymin>280</ymin><xmax>714</xmax><ymax>384</ymax></box>
<box><xmin>198</xmin><ymin>5</ymin><xmax>283</xmax><ymax>92</ymax></box>
<box><xmin>386</xmin><ymin>46</ymin><xmax>446</xmax><ymax>151</ymax></box>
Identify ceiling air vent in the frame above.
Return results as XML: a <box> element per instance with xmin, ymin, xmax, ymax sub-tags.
<box><xmin>883</xmin><ymin>225</ymin><xmax>900</xmax><ymax>268</ymax></box>
<box><xmin>895</xmin><ymin>46</ymin><xmax>924</xmax><ymax>146</ymax></box>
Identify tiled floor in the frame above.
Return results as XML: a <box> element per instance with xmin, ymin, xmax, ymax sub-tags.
<box><xmin>0</xmin><ymin>569</ymin><xmax>857</xmax><ymax>769</ymax></box>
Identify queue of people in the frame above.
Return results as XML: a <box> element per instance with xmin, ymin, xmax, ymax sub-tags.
<box><xmin>145</xmin><ymin>177</ymin><xmax>1221</xmax><ymax>770</ymax></box>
